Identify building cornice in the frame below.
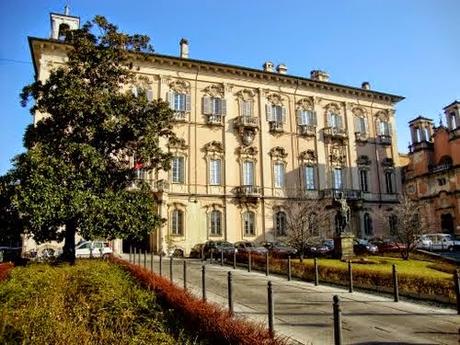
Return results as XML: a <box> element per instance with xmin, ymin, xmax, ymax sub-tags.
<box><xmin>28</xmin><ymin>37</ymin><xmax>404</xmax><ymax>104</ymax></box>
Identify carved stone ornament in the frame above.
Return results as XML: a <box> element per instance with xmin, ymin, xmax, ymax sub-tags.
<box><xmin>329</xmin><ymin>145</ymin><xmax>346</xmax><ymax>165</ymax></box>
<box><xmin>266</xmin><ymin>93</ymin><xmax>284</xmax><ymax>106</ymax></box>
<box><xmin>352</xmin><ymin>107</ymin><xmax>367</xmax><ymax>118</ymax></box>
<box><xmin>357</xmin><ymin>155</ymin><xmax>371</xmax><ymax>166</ymax></box>
<box><xmin>235</xmin><ymin>89</ymin><xmax>256</xmax><ymax>101</ymax></box>
<box><xmin>204</xmin><ymin>141</ymin><xmax>224</xmax><ymax>153</ymax></box>
<box><xmin>299</xmin><ymin>150</ymin><xmax>317</xmax><ymax>164</ymax></box>
<box><xmin>169</xmin><ymin>79</ymin><xmax>191</xmax><ymax>93</ymax></box>
<box><xmin>238</xmin><ymin>146</ymin><xmax>258</xmax><ymax>157</ymax></box>
<box><xmin>375</xmin><ymin>109</ymin><xmax>390</xmax><ymax>121</ymax></box>
<box><xmin>324</xmin><ymin>102</ymin><xmax>341</xmax><ymax>115</ymax></box>
<box><xmin>167</xmin><ymin>137</ymin><xmax>188</xmax><ymax>150</ymax></box>
<box><xmin>136</xmin><ymin>75</ymin><xmax>154</xmax><ymax>88</ymax></box>
<box><xmin>203</xmin><ymin>84</ymin><xmax>224</xmax><ymax>98</ymax></box>
<box><xmin>241</xmin><ymin>128</ymin><xmax>256</xmax><ymax>146</ymax></box>
<box><xmin>381</xmin><ymin>157</ymin><xmax>394</xmax><ymax>167</ymax></box>
<box><xmin>296</xmin><ymin>97</ymin><xmax>314</xmax><ymax>110</ymax></box>
<box><xmin>269</xmin><ymin>146</ymin><xmax>288</xmax><ymax>159</ymax></box>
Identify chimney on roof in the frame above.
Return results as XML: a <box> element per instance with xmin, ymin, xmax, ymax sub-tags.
<box><xmin>180</xmin><ymin>38</ymin><xmax>189</xmax><ymax>59</ymax></box>
<box><xmin>310</xmin><ymin>70</ymin><xmax>329</xmax><ymax>82</ymax></box>
<box><xmin>361</xmin><ymin>82</ymin><xmax>371</xmax><ymax>90</ymax></box>
<box><xmin>276</xmin><ymin>64</ymin><xmax>287</xmax><ymax>74</ymax></box>
<box><xmin>263</xmin><ymin>61</ymin><xmax>274</xmax><ymax>72</ymax></box>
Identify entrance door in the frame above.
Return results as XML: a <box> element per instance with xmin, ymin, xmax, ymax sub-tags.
<box><xmin>441</xmin><ymin>214</ymin><xmax>454</xmax><ymax>234</ymax></box>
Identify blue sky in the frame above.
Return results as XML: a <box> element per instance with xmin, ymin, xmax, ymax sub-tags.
<box><xmin>0</xmin><ymin>0</ymin><xmax>459</xmax><ymax>175</ymax></box>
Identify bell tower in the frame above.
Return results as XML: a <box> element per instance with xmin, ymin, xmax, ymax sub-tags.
<box><xmin>50</xmin><ymin>5</ymin><xmax>80</xmax><ymax>40</ymax></box>
<box><xmin>408</xmin><ymin>116</ymin><xmax>434</xmax><ymax>175</ymax></box>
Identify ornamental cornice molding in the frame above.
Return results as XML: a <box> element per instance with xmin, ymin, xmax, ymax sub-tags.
<box><xmin>269</xmin><ymin>146</ymin><xmax>288</xmax><ymax>159</ymax></box>
<box><xmin>296</xmin><ymin>97</ymin><xmax>314</xmax><ymax>110</ymax></box>
<box><xmin>167</xmin><ymin>137</ymin><xmax>188</xmax><ymax>150</ymax></box>
<box><xmin>169</xmin><ymin>79</ymin><xmax>191</xmax><ymax>93</ymax></box>
<box><xmin>266</xmin><ymin>93</ymin><xmax>284</xmax><ymax>105</ymax></box>
<box><xmin>203</xmin><ymin>84</ymin><xmax>224</xmax><ymax>98</ymax></box>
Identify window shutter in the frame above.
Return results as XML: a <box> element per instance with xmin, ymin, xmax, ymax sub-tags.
<box><xmin>311</xmin><ymin>111</ymin><xmax>317</xmax><ymax>126</ymax></box>
<box><xmin>266</xmin><ymin>104</ymin><xmax>273</xmax><ymax>121</ymax></box>
<box><xmin>327</xmin><ymin>112</ymin><xmax>332</xmax><ymax>127</ymax></box>
<box><xmin>203</xmin><ymin>96</ymin><xmax>211</xmax><ymax>114</ymax></box>
<box><xmin>179</xmin><ymin>157</ymin><xmax>185</xmax><ymax>183</ymax></box>
<box><xmin>247</xmin><ymin>100</ymin><xmax>253</xmax><ymax>116</ymax></box>
<box><xmin>282</xmin><ymin>107</ymin><xmax>287</xmax><ymax>123</ymax></box>
<box><xmin>216</xmin><ymin>160</ymin><xmax>221</xmax><ymax>185</ymax></box>
<box><xmin>354</xmin><ymin>117</ymin><xmax>360</xmax><ymax>132</ymax></box>
<box><xmin>296</xmin><ymin>110</ymin><xmax>302</xmax><ymax>125</ymax></box>
<box><xmin>221</xmin><ymin>99</ymin><xmax>227</xmax><ymax>116</ymax></box>
<box><xmin>337</xmin><ymin>115</ymin><xmax>343</xmax><ymax>129</ymax></box>
<box><xmin>146</xmin><ymin>89</ymin><xmax>153</xmax><ymax>102</ymax></box>
<box><xmin>364</xmin><ymin>117</ymin><xmax>369</xmax><ymax>134</ymax></box>
<box><xmin>388</xmin><ymin>122</ymin><xmax>392</xmax><ymax>136</ymax></box>
<box><xmin>239</xmin><ymin>100</ymin><xmax>245</xmax><ymax>116</ymax></box>
<box><xmin>167</xmin><ymin>91</ymin><xmax>174</xmax><ymax>109</ymax></box>
<box><xmin>185</xmin><ymin>94</ymin><xmax>191</xmax><ymax>111</ymax></box>
<box><xmin>376</xmin><ymin>119</ymin><xmax>381</xmax><ymax>135</ymax></box>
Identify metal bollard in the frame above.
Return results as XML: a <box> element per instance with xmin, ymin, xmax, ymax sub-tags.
<box><xmin>169</xmin><ymin>256</ymin><xmax>173</xmax><ymax>282</ymax></box>
<box><xmin>348</xmin><ymin>260</ymin><xmax>353</xmax><ymax>293</ymax></box>
<box><xmin>314</xmin><ymin>257</ymin><xmax>319</xmax><ymax>286</ymax></box>
<box><xmin>233</xmin><ymin>250</ymin><xmax>237</xmax><ymax>269</ymax></box>
<box><xmin>202</xmin><ymin>265</ymin><xmax>206</xmax><ymax>302</ymax></box>
<box><xmin>392</xmin><ymin>264</ymin><xmax>399</xmax><ymax>302</ymax></box>
<box><xmin>287</xmin><ymin>255</ymin><xmax>292</xmax><ymax>281</ymax></box>
<box><xmin>266</xmin><ymin>252</ymin><xmax>270</xmax><ymax>276</ymax></box>
<box><xmin>228</xmin><ymin>271</ymin><xmax>233</xmax><ymax>315</ymax></box>
<box><xmin>210</xmin><ymin>249</ymin><xmax>214</xmax><ymax>264</ymax></box>
<box><xmin>333</xmin><ymin>295</ymin><xmax>343</xmax><ymax>345</ymax></box>
<box><xmin>138</xmin><ymin>249</ymin><xmax>141</xmax><ymax>266</ymax></box>
<box><xmin>150</xmin><ymin>251</ymin><xmax>154</xmax><ymax>272</ymax></box>
<box><xmin>159</xmin><ymin>254</ymin><xmax>163</xmax><ymax>276</ymax></box>
<box><xmin>248</xmin><ymin>252</ymin><xmax>252</xmax><ymax>272</ymax></box>
<box><xmin>267</xmin><ymin>281</ymin><xmax>274</xmax><ymax>338</ymax></box>
<box><xmin>129</xmin><ymin>245</ymin><xmax>132</xmax><ymax>263</ymax></box>
<box><xmin>454</xmin><ymin>269</ymin><xmax>460</xmax><ymax>314</ymax></box>
<box><xmin>183</xmin><ymin>260</ymin><xmax>187</xmax><ymax>290</ymax></box>
<box><xmin>220</xmin><ymin>249</ymin><xmax>224</xmax><ymax>266</ymax></box>
<box><xmin>143</xmin><ymin>250</ymin><xmax>146</xmax><ymax>268</ymax></box>
<box><xmin>133</xmin><ymin>247</ymin><xmax>137</xmax><ymax>265</ymax></box>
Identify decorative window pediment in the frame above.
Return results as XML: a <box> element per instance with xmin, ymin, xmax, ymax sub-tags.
<box><xmin>329</xmin><ymin>145</ymin><xmax>346</xmax><ymax>165</ymax></box>
<box><xmin>169</xmin><ymin>79</ymin><xmax>191</xmax><ymax>94</ymax></box>
<box><xmin>266</xmin><ymin>93</ymin><xmax>284</xmax><ymax>106</ymax></box>
<box><xmin>357</xmin><ymin>155</ymin><xmax>371</xmax><ymax>166</ymax></box>
<box><xmin>269</xmin><ymin>146</ymin><xmax>288</xmax><ymax>159</ymax></box>
<box><xmin>325</xmin><ymin>102</ymin><xmax>341</xmax><ymax>115</ymax></box>
<box><xmin>203</xmin><ymin>84</ymin><xmax>225</xmax><ymax>98</ymax></box>
<box><xmin>204</xmin><ymin>141</ymin><xmax>224</xmax><ymax>154</ymax></box>
<box><xmin>236</xmin><ymin>89</ymin><xmax>256</xmax><ymax>101</ymax></box>
<box><xmin>296</xmin><ymin>97</ymin><xmax>314</xmax><ymax>110</ymax></box>
<box><xmin>237</xmin><ymin>146</ymin><xmax>258</xmax><ymax>161</ymax></box>
<box><xmin>381</xmin><ymin>158</ymin><xmax>394</xmax><ymax>168</ymax></box>
<box><xmin>299</xmin><ymin>150</ymin><xmax>317</xmax><ymax>165</ymax></box>
<box><xmin>168</xmin><ymin>137</ymin><xmax>188</xmax><ymax>151</ymax></box>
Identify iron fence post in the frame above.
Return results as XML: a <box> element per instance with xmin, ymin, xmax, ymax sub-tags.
<box><xmin>228</xmin><ymin>271</ymin><xmax>233</xmax><ymax>315</ymax></box>
<box><xmin>454</xmin><ymin>269</ymin><xmax>460</xmax><ymax>314</ymax></box>
<box><xmin>267</xmin><ymin>281</ymin><xmax>274</xmax><ymax>338</ymax></box>
<box><xmin>314</xmin><ymin>257</ymin><xmax>319</xmax><ymax>286</ymax></box>
<box><xmin>183</xmin><ymin>260</ymin><xmax>187</xmax><ymax>290</ymax></box>
<box><xmin>287</xmin><ymin>255</ymin><xmax>292</xmax><ymax>281</ymax></box>
<box><xmin>169</xmin><ymin>256</ymin><xmax>173</xmax><ymax>282</ymax></box>
<box><xmin>266</xmin><ymin>252</ymin><xmax>269</xmax><ymax>276</ymax></box>
<box><xmin>348</xmin><ymin>260</ymin><xmax>353</xmax><ymax>293</ymax></box>
<box><xmin>392</xmin><ymin>264</ymin><xmax>399</xmax><ymax>302</ymax></box>
<box><xmin>333</xmin><ymin>295</ymin><xmax>343</xmax><ymax>345</ymax></box>
<box><xmin>202</xmin><ymin>265</ymin><xmax>206</xmax><ymax>302</ymax></box>
<box><xmin>248</xmin><ymin>252</ymin><xmax>252</xmax><ymax>272</ymax></box>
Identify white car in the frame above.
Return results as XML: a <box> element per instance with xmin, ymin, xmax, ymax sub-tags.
<box><xmin>416</xmin><ymin>235</ymin><xmax>432</xmax><ymax>250</ymax></box>
<box><xmin>75</xmin><ymin>241</ymin><xmax>113</xmax><ymax>258</ymax></box>
<box><xmin>422</xmin><ymin>233</ymin><xmax>459</xmax><ymax>252</ymax></box>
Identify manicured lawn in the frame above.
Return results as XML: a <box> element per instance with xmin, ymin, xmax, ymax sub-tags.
<box><xmin>295</xmin><ymin>256</ymin><xmax>454</xmax><ymax>280</ymax></box>
<box><xmin>0</xmin><ymin>260</ymin><xmax>193</xmax><ymax>344</ymax></box>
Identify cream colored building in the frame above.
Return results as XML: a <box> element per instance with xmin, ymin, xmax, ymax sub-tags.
<box><xmin>28</xmin><ymin>10</ymin><xmax>404</xmax><ymax>255</ymax></box>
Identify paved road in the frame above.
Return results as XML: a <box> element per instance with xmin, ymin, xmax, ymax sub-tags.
<box><xmin>123</xmin><ymin>254</ymin><xmax>459</xmax><ymax>345</ymax></box>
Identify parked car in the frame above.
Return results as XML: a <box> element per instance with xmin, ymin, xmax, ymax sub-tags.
<box><xmin>0</xmin><ymin>246</ymin><xmax>22</xmax><ymax>263</ymax></box>
<box><xmin>260</xmin><ymin>241</ymin><xmax>297</xmax><ymax>258</ymax></box>
<box><xmin>353</xmin><ymin>239</ymin><xmax>378</xmax><ymax>255</ymax></box>
<box><xmin>189</xmin><ymin>243</ymin><xmax>205</xmax><ymax>258</ymax></box>
<box><xmin>306</xmin><ymin>239</ymin><xmax>335</xmax><ymax>257</ymax></box>
<box><xmin>75</xmin><ymin>241</ymin><xmax>113</xmax><ymax>258</ymax></box>
<box><xmin>416</xmin><ymin>235</ymin><xmax>433</xmax><ymax>250</ymax></box>
<box><xmin>202</xmin><ymin>240</ymin><xmax>236</xmax><ymax>259</ymax></box>
<box><xmin>234</xmin><ymin>241</ymin><xmax>268</xmax><ymax>255</ymax></box>
<box><xmin>423</xmin><ymin>233</ymin><xmax>459</xmax><ymax>251</ymax></box>
<box><xmin>369</xmin><ymin>238</ymin><xmax>402</xmax><ymax>253</ymax></box>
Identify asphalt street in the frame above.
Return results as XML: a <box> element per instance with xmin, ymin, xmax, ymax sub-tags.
<box><xmin>123</xmin><ymin>254</ymin><xmax>459</xmax><ymax>345</ymax></box>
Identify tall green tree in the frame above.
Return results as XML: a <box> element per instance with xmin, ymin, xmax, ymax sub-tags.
<box><xmin>10</xmin><ymin>16</ymin><xmax>175</xmax><ymax>262</ymax></box>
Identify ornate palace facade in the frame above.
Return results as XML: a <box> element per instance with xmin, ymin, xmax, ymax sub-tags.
<box><xmin>28</xmin><ymin>10</ymin><xmax>404</xmax><ymax>255</ymax></box>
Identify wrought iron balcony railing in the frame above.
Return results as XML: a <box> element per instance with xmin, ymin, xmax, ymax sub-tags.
<box><xmin>235</xmin><ymin>185</ymin><xmax>262</xmax><ymax>197</ymax></box>
<box><xmin>320</xmin><ymin>188</ymin><xmax>362</xmax><ymax>201</ymax></box>
<box><xmin>323</xmin><ymin>127</ymin><xmax>347</xmax><ymax>139</ymax></box>
<box><xmin>235</xmin><ymin>116</ymin><xmax>259</xmax><ymax>129</ymax></box>
<box><xmin>298</xmin><ymin>124</ymin><xmax>316</xmax><ymax>137</ymax></box>
<box><xmin>269</xmin><ymin>121</ymin><xmax>283</xmax><ymax>133</ymax></box>
<box><xmin>207</xmin><ymin>114</ymin><xmax>223</xmax><ymax>125</ymax></box>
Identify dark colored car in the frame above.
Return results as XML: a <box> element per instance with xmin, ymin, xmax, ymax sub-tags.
<box><xmin>0</xmin><ymin>246</ymin><xmax>22</xmax><ymax>263</ymax></box>
<box><xmin>234</xmin><ymin>241</ymin><xmax>268</xmax><ymax>255</ymax></box>
<box><xmin>202</xmin><ymin>240</ymin><xmax>236</xmax><ymax>259</ymax></box>
<box><xmin>353</xmin><ymin>239</ymin><xmax>378</xmax><ymax>255</ymax></box>
<box><xmin>307</xmin><ymin>239</ymin><xmax>335</xmax><ymax>257</ymax></box>
<box><xmin>369</xmin><ymin>238</ymin><xmax>401</xmax><ymax>253</ymax></box>
<box><xmin>189</xmin><ymin>243</ymin><xmax>204</xmax><ymax>258</ymax></box>
<box><xmin>260</xmin><ymin>241</ymin><xmax>297</xmax><ymax>258</ymax></box>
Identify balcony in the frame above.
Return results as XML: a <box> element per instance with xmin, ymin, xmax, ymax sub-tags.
<box><xmin>323</xmin><ymin>127</ymin><xmax>347</xmax><ymax>141</ymax></box>
<box><xmin>320</xmin><ymin>189</ymin><xmax>362</xmax><ymax>201</ymax></box>
<box><xmin>355</xmin><ymin>132</ymin><xmax>368</xmax><ymax>143</ymax></box>
<box><xmin>235</xmin><ymin>185</ymin><xmax>262</xmax><ymax>202</ymax></box>
<box><xmin>378</xmin><ymin>134</ymin><xmax>392</xmax><ymax>145</ymax></box>
<box><xmin>172</xmin><ymin>111</ymin><xmax>187</xmax><ymax>122</ymax></box>
<box><xmin>235</xmin><ymin>116</ymin><xmax>259</xmax><ymax>129</ymax></box>
<box><xmin>269</xmin><ymin>121</ymin><xmax>283</xmax><ymax>133</ymax></box>
<box><xmin>206</xmin><ymin>114</ymin><xmax>223</xmax><ymax>126</ymax></box>
<box><xmin>429</xmin><ymin>163</ymin><xmax>452</xmax><ymax>174</ymax></box>
<box><xmin>409</xmin><ymin>140</ymin><xmax>433</xmax><ymax>153</ymax></box>
<box><xmin>298</xmin><ymin>124</ymin><xmax>316</xmax><ymax>137</ymax></box>
<box><xmin>153</xmin><ymin>179</ymin><xmax>169</xmax><ymax>193</ymax></box>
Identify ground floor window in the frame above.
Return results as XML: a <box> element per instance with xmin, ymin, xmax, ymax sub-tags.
<box><xmin>275</xmin><ymin>211</ymin><xmax>287</xmax><ymax>236</ymax></box>
<box><xmin>171</xmin><ymin>209</ymin><xmax>184</xmax><ymax>236</ymax></box>
<box><xmin>243</xmin><ymin>211</ymin><xmax>255</xmax><ymax>236</ymax></box>
<box><xmin>210</xmin><ymin>210</ymin><xmax>222</xmax><ymax>236</ymax></box>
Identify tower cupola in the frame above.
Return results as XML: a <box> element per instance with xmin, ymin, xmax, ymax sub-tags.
<box><xmin>50</xmin><ymin>6</ymin><xmax>80</xmax><ymax>40</ymax></box>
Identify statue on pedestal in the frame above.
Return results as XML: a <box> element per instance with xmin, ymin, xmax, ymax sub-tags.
<box><xmin>336</xmin><ymin>193</ymin><xmax>350</xmax><ymax>233</ymax></box>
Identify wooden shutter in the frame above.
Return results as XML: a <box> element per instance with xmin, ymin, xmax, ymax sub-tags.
<box><xmin>364</xmin><ymin>117</ymin><xmax>369</xmax><ymax>134</ymax></box>
<box><xmin>327</xmin><ymin>112</ymin><xmax>332</xmax><ymax>127</ymax></box>
<box><xmin>246</xmin><ymin>100</ymin><xmax>253</xmax><ymax>116</ymax></box>
<box><xmin>337</xmin><ymin>115</ymin><xmax>343</xmax><ymax>129</ymax></box>
<box><xmin>185</xmin><ymin>94</ymin><xmax>191</xmax><ymax>111</ymax></box>
<box><xmin>166</xmin><ymin>91</ymin><xmax>174</xmax><ymax>109</ymax></box>
<box><xmin>376</xmin><ymin>119</ymin><xmax>381</xmax><ymax>135</ymax></box>
<box><xmin>202</xmin><ymin>96</ymin><xmax>211</xmax><ymax>115</ymax></box>
<box><xmin>387</xmin><ymin>122</ymin><xmax>392</xmax><ymax>136</ymax></box>
<box><xmin>311</xmin><ymin>111</ymin><xmax>317</xmax><ymax>126</ymax></box>
<box><xmin>239</xmin><ymin>100</ymin><xmax>245</xmax><ymax>116</ymax></box>
<box><xmin>179</xmin><ymin>157</ymin><xmax>185</xmax><ymax>183</ymax></box>
<box><xmin>354</xmin><ymin>117</ymin><xmax>360</xmax><ymax>132</ymax></box>
<box><xmin>296</xmin><ymin>110</ymin><xmax>302</xmax><ymax>125</ymax></box>
<box><xmin>221</xmin><ymin>99</ymin><xmax>227</xmax><ymax>116</ymax></box>
<box><xmin>266</xmin><ymin>104</ymin><xmax>273</xmax><ymax>121</ymax></box>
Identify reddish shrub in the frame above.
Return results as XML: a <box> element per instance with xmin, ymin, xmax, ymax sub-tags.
<box><xmin>111</xmin><ymin>256</ymin><xmax>286</xmax><ymax>345</ymax></box>
<box><xmin>0</xmin><ymin>263</ymin><xmax>14</xmax><ymax>282</ymax></box>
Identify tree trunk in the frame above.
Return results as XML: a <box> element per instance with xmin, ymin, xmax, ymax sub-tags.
<box><xmin>62</xmin><ymin>219</ymin><xmax>77</xmax><ymax>264</ymax></box>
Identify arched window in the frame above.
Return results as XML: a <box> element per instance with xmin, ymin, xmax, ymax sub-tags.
<box><xmin>243</xmin><ymin>211</ymin><xmax>255</xmax><ymax>236</ymax></box>
<box><xmin>58</xmin><ymin>23</ymin><xmax>70</xmax><ymax>40</ymax></box>
<box><xmin>364</xmin><ymin>213</ymin><xmax>373</xmax><ymax>236</ymax></box>
<box><xmin>275</xmin><ymin>211</ymin><xmax>287</xmax><ymax>236</ymax></box>
<box><xmin>171</xmin><ymin>209</ymin><xmax>184</xmax><ymax>236</ymax></box>
<box><xmin>210</xmin><ymin>210</ymin><xmax>222</xmax><ymax>236</ymax></box>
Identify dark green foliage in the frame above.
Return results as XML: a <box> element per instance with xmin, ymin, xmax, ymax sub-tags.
<box><xmin>2</xmin><ymin>16</ymin><xmax>175</xmax><ymax>261</ymax></box>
